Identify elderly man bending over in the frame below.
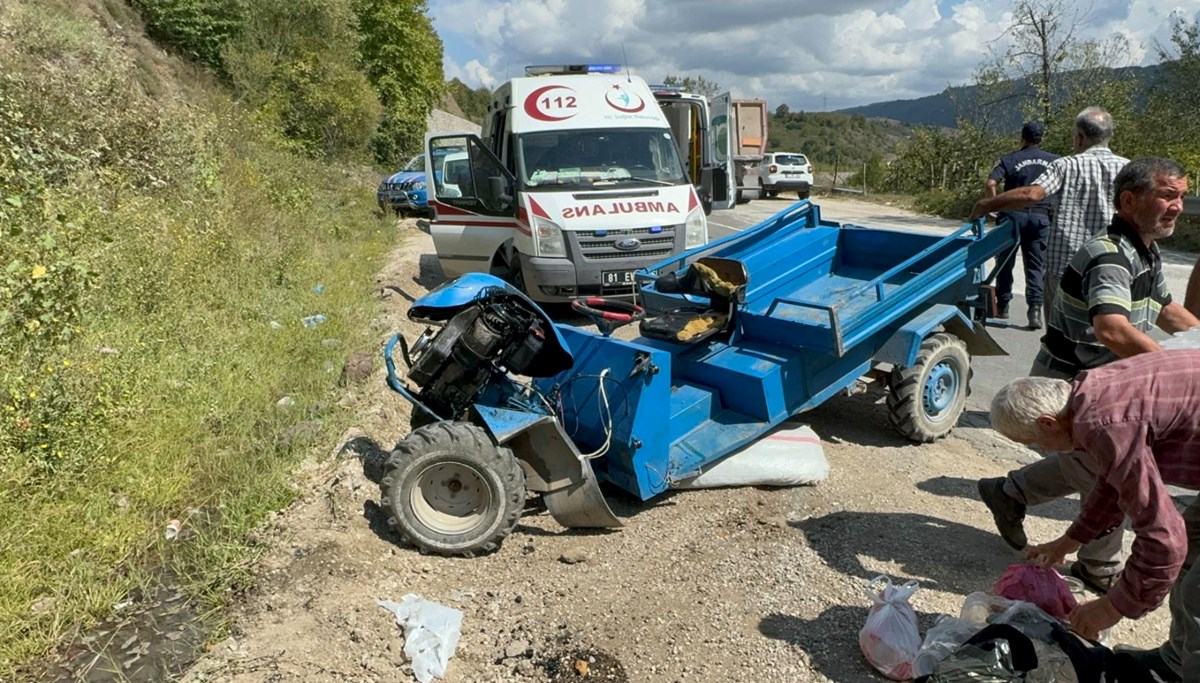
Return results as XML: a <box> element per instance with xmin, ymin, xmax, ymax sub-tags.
<box><xmin>989</xmin><ymin>350</ymin><xmax>1200</xmax><ymax>682</ymax></box>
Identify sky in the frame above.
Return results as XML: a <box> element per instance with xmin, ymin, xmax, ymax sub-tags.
<box><xmin>428</xmin><ymin>0</ymin><xmax>1200</xmax><ymax>111</ymax></box>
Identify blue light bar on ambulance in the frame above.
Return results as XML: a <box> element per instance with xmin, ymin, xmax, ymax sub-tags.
<box><xmin>524</xmin><ymin>64</ymin><xmax>623</xmax><ymax>76</ymax></box>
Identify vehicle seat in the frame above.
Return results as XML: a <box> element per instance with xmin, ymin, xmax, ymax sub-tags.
<box><xmin>639</xmin><ymin>257</ymin><xmax>747</xmax><ymax>344</ymax></box>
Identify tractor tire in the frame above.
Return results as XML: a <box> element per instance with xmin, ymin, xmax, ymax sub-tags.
<box><xmin>409</xmin><ymin>408</ymin><xmax>439</xmax><ymax>432</ymax></box>
<box><xmin>887</xmin><ymin>333</ymin><xmax>970</xmax><ymax>443</ymax></box>
<box><xmin>381</xmin><ymin>421</ymin><xmax>525</xmax><ymax>557</ymax></box>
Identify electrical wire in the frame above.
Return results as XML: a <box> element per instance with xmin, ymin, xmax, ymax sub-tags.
<box><xmin>578</xmin><ymin>368</ymin><xmax>614</xmax><ymax>460</ymax></box>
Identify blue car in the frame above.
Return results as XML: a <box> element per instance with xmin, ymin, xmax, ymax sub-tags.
<box><xmin>397</xmin><ymin>174</ymin><xmax>431</xmax><ymax>216</ymax></box>
<box><xmin>377</xmin><ymin>155</ymin><xmax>425</xmax><ymax>214</ymax></box>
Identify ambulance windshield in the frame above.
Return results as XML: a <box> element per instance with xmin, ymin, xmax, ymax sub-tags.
<box><xmin>518</xmin><ymin>128</ymin><xmax>687</xmax><ymax>189</ymax></box>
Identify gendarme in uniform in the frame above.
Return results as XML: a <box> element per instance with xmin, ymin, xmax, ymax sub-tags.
<box><xmin>987</xmin><ymin>122</ymin><xmax>1060</xmax><ymax>328</ymax></box>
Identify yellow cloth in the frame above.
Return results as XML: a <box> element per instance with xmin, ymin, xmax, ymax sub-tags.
<box><xmin>677</xmin><ymin>314</ymin><xmax>728</xmax><ymax>342</ymax></box>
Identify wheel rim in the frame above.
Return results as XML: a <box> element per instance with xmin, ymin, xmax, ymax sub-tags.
<box><xmin>411</xmin><ymin>462</ymin><xmax>491</xmax><ymax>535</ymax></box>
<box><xmin>922</xmin><ymin>360</ymin><xmax>960</xmax><ymax>422</ymax></box>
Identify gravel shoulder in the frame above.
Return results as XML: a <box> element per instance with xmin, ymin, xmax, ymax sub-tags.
<box><xmin>181</xmin><ymin>216</ymin><xmax>1171</xmax><ymax>683</ymax></box>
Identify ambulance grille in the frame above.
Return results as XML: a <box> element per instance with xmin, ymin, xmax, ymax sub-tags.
<box><xmin>571</xmin><ymin>226</ymin><xmax>680</xmax><ymax>262</ymax></box>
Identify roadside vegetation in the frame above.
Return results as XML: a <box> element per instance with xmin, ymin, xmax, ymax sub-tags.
<box><xmin>881</xmin><ymin>1</ymin><xmax>1200</xmax><ymax>229</ymax></box>
<box><xmin>0</xmin><ymin>0</ymin><xmax>442</xmax><ymax>674</ymax></box>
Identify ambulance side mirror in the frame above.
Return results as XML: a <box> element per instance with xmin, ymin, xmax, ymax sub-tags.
<box><xmin>489</xmin><ymin>175</ymin><xmax>514</xmax><ymax>208</ymax></box>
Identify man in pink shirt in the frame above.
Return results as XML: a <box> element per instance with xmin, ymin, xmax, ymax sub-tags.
<box><xmin>989</xmin><ymin>351</ymin><xmax>1200</xmax><ymax>681</ymax></box>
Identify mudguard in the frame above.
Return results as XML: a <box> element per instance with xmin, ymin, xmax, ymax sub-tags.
<box><xmin>475</xmin><ymin>406</ymin><xmax>621</xmax><ymax>529</ymax></box>
<box><xmin>876</xmin><ymin>303</ymin><xmax>1007</xmax><ymax>367</ymax></box>
<box><xmin>408</xmin><ymin>273</ymin><xmax>573</xmax><ymax>376</ymax></box>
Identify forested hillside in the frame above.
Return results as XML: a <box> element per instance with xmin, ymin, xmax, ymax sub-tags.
<box><xmin>767</xmin><ymin>109</ymin><xmax>919</xmax><ymax>167</ymax></box>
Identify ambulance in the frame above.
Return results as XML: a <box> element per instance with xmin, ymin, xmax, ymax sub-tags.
<box><xmin>425</xmin><ymin>64</ymin><xmax>736</xmax><ymax>302</ymax></box>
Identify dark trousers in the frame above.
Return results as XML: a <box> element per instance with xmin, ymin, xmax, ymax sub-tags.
<box><xmin>994</xmin><ymin>210</ymin><xmax>1050</xmax><ymax>306</ymax></box>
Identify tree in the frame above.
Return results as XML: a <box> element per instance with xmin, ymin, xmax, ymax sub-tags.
<box><xmin>353</xmin><ymin>0</ymin><xmax>445</xmax><ymax>164</ymax></box>
<box><xmin>223</xmin><ymin>0</ymin><xmax>381</xmax><ymax>159</ymax></box>
<box><xmin>447</xmin><ymin>78</ymin><xmax>491</xmax><ymax>124</ymax></box>
<box><xmin>661</xmin><ymin>74</ymin><xmax>722</xmax><ymax>99</ymax></box>
<box><xmin>974</xmin><ymin>0</ymin><xmax>1135</xmax><ymax>141</ymax></box>
<box><xmin>775</xmin><ymin>103</ymin><xmax>790</xmax><ymax>117</ymax></box>
<box><xmin>1131</xmin><ymin>15</ymin><xmax>1200</xmax><ymax>171</ymax></box>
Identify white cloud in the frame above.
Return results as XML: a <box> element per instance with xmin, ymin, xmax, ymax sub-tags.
<box><xmin>430</xmin><ymin>0</ymin><xmax>1200</xmax><ymax>111</ymax></box>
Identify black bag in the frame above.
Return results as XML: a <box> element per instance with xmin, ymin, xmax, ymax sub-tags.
<box><xmin>915</xmin><ymin>621</ymin><xmax>1156</xmax><ymax>683</ymax></box>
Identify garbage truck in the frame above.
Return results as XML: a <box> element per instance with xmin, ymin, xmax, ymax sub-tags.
<box><xmin>424</xmin><ymin>64</ymin><xmax>729</xmax><ymax>303</ymax></box>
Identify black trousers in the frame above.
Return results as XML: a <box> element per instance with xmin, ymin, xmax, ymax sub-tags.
<box><xmin>994</xmin><ymin>210</ymin><xmax>1050</xmax><ymax>306</ymax></box>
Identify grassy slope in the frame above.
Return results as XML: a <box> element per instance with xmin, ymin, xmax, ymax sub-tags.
<box><xmin>0</xmin><ymin>1</ymin><xmax>397</xmax><ymax>673</ymax></box>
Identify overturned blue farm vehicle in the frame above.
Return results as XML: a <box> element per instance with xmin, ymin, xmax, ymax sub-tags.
<box><xmin>382</xmin><ymin>201</ymin><xmax>1016</xmax><ymax>556</ymax></box>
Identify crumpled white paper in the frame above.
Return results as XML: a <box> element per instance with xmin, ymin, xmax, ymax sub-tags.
<box><xmin>378</xmin><ymin>594</ymin><xmax>463</xmax><ymax>683</ymax></box>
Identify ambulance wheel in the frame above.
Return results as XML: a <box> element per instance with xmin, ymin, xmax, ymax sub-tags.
<box><xmin>382</xmin><ymin>422</ymin><xmax>525</xmax><ymax>557</ymax></box>
<box><xmin>887</xmin><ymin>333</ymin><xmax>970</xmax><ymax>443</ymax></box>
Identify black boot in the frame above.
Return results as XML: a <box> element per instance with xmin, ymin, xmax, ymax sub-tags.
<box><xmin>1027</xmin><ymin>306</ymin><xmax>1043</xmax><ymax>329</ymax></box>
<box><xmin>996</xmin><ymin>302</ymin><xmax>1010</xmax><ymax>319</ymax></box>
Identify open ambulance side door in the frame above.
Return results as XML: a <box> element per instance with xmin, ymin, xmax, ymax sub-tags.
<box><xmin>708</xmin><ymin>92</ymin><xmax>737</xmax><ymax>211</ymax></box>
<box><xmin>424</xmin><ymin>133</ymin><xmax>518</xmax><ymax>278</ymax></box>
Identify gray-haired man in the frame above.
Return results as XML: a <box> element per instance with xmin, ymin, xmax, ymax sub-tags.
<box><xmin>989</xmin><ymin>351</ymin><xmax>1200</xmax><ymax>681</ymax></box>
<box><xmin>977</xmin><ymin>157</ymin><xmax>1197</xmax><ymax>594</ymax></box>
<box><xmin>971</xmin><ymin>107</ymin><xmax>1130</xmax><ymax>320</ymax></box>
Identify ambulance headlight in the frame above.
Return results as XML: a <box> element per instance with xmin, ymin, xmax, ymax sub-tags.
<box><xmin>684</xmin><ymin>208</ymin><xmax>708</xmax><ymax>248</ymax></box>
<box><xmin>535</xmin><ymin>217</ymin><xmax>567</xmax><ymax>257</ymax></box>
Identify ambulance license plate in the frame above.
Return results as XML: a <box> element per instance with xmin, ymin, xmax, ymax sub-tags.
<box><xmin>601</xmin><ymin>270</ymin><xmax>636</xmax><ymax>286</ymax></box>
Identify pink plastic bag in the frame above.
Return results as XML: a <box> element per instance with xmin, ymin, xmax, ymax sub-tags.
<box><xmin>859</xmin><ymin>575</ymin><xmax>921</xmax><ymax>680</ymax></box>
<box><xmin>992</xmin><ymin>563</ymin><xmax>1078</xmax><ymax>619</ymax></box>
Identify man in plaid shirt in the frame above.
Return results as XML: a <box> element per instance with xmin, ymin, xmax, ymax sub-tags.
<box><xmin>971</xmin><ymin>107</ymin><xmax>1129</xmax><ymax>320</ymax></box>
<box><xmin>990</xmin><ymin>352</ymin><xmax>1200</xmax><ymax>681</ymax></box>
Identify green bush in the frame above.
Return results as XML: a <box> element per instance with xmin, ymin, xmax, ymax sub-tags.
<box><xmin>129</xmin><ymin>0</ymin><xmax>245</xmax><ymax>71</ymax></box>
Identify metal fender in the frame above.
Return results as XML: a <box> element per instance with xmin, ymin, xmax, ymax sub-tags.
<box><xmin>876</xmin><ymin>304</ymin><xmax>1007</xmax><ymax>367</ymax></box>
<box><xmin>475</xmin><ymin>406</ymin><xmax>622</xmax><ymax>529</ymax></box>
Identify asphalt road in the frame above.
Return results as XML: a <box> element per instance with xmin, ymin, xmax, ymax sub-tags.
<box><xmin>708</xmin><ymin>194</ymin><xmax>1199</xmax><ymax>463</ymax></box>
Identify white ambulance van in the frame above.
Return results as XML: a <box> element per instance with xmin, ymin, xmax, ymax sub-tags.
<box><xmin>425</xmin><ymin>64</ymin><xmax>735</xmax><ymax>303</ymax></box>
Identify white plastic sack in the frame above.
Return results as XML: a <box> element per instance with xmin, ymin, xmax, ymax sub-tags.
<box><xmin>1161</xmin><ymin>327</ymin><xmax>1200</xmax><ymax>350</ymax></box>
<box><xmin>378</xmin><ymin>595</ymin><xmax>463</xmax><ymax>683</ymax></box>
<box><xmin>675</xmin><ymin>424</ymin><xmax>829</xmax><ymax>489</ymax></box>
<box><xmin>859</xmin><ymin>576</ymin><xmax>921</xmax><ymax>681</ymax></box>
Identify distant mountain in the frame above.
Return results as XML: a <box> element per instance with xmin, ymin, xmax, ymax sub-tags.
<box><xmin>834</xmin><ymin>65</ymin><xmax>1162</xmax><ymax>130</ymax></box>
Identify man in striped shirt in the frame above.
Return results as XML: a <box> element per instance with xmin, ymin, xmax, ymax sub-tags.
<box><xmin>978</xmin><ymin>157</ymin><xmax>1197</xmax><ymax>595</ymax></box>
<box><xmin>989</xmin><ymin>351</ymin><xmax>1200</xmax><ymax>681</ymax></box>
<box><xmin>971</xmin><ymin>107</ymin><xmax>1129</xmax><ymax>320</ymax></box>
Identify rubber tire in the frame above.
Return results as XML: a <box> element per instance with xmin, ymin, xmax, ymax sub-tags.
<box><xmin>798</xmin><ymin>190</ymin><xmax>810</xmax><ymax>200</ymax></box>
<box><xmin>766</xmin><ymin>190</ymin><xmax>778</xmax><ymax>198</ymax></box>
<box><xmin>887</xmin><ymin>333</ymin><xmax>970</xmax><ymax>443</ymax></box>
<box><xmin>409</xmin><ymin>408</ymin><xmax>439</xmax><ymax>432</ymax></box>
<box><xmin>382</xmin><ymin>422</ymin><xmax>525</xmax><ymax>557</ymax></box>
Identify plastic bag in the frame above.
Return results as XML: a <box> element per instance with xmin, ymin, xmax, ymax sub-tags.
<box><xmin>914</xmin><ymin>615</ymin><xmax>981</xmax><ymax>677</ymax></box>
<box><xmin>959</xmin><ymin>591</ymin><xmax>1016</xmax><ymax>628</ymax></box>
<box><xmin>926</xmin><ymin>624</ymin><xmax>1036</xmax><ymax>682</ymax></box>
<box><xmin>860</xmin><ymin>575</ymin><xmax>921</xmax><ymax>680</ymax></box>
<box><xmin>992</xmin><ymin>563</ymin><xmax>1078</xmax><ymax>620</ymax></box>
<box><xmin>378</xmin><ymin>595</ymin><xmax>463</xmax><ymax>683</ymax></box>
